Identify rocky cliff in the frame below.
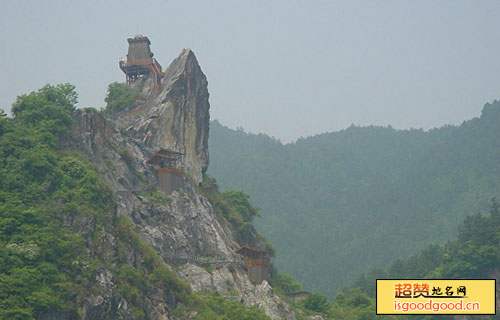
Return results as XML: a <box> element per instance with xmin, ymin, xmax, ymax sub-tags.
<box><xmin>116</xmin><ymin>48</ymin><xmax>209</xmax><ymax>185</ymax></box>
<box><xmin>68</xmin><ymin>48</ymin><xmax>295</xmax><ymax>319</ymax></box>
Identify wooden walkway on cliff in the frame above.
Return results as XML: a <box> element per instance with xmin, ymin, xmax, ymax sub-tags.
<box><xmin>164</xmin><ymin>252</ymin><xmax>248</xmax><ymax>271</ymax></box>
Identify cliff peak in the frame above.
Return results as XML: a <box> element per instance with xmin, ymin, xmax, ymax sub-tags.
<box><xmin>119</xmin><ymin>48</ymin><xmax>210</xmax><ymax>184</ymax></box>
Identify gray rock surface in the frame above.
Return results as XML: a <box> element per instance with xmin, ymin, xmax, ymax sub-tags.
<box><xmin>118</xmin><ymin>48</ymin><xmax>210</xmax><ymax>185</ymax></box>
<box><xmin>177</xmin><ymin>264</ymin><xmax>296</xmax><ymax>320</ymax></box>
<box><xmin>65</xmin><ymin>48</ymin><xmax>295</xmax><ymax>319</ymax></box>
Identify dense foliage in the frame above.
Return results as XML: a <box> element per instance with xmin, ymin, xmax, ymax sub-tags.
<box><xmin>269</xmin><ymin>270</ymin><xmax>302</xmax><ymax>295</ymax></box>
<box><xmin>104</xmin><ymin>82</ymin><xmax>145</xmax><ymax>113</ymax></box>
<box><xmin>330</xmin><ymin>198</ymin><xmax>500</xmax><ymax>319</ymax></box>
<box><xmin>0</xmin><ymin>84</ymin><xmax>271</xmax><ymax>319</ymax></box>
<box><xmin>198</xmin><ymin>176</ymin><xmax>270</xmax><ymax>249</ymax></box>
<box><xmin>0</xmin><ymin>84</ymin><xmax>113</xmax><ymax>319</ymax></box>
<box><xmin>208</xmin><ymin>101</ymin><xmax>500</xmax><ymax>296</ymax></box>
<box><xmin>173</xmin><ymin>292</ymin><xmax>269</xmax><ymax>320</ymax></box>
<box><xmin>261</xmin><ymin>199</ymin><xmax>500</xmax><ymax>320</ymax></box>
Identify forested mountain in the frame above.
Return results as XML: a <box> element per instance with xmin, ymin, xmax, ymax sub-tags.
<box><xmin>0</xmin><ymin>45</ymin><xmax>314</xmax><ymax>319</ymax></box>
<box><xmin>208</xmin><ymin>100</ymin><xmax>500</xmax><ymax>297</ymax></box>
<box><xmin>330</xmin><ymin>199</ymin><xmax>500</xmax><ymax>320</ymax></box>
<box><xmin>0</xmin><ymin>84</ymin><xmax>272</xmax><ymax>319</ymax></box>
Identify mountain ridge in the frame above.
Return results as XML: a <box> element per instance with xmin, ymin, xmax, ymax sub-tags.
<box><xmin>0</xmin><ymin>46</ymin><xmax>301</xmax><ymax>319</ymax></box>
<box><xmin>208</xmin><ymin>100</ymin><xmax>500</xmax><ymax>297</ymax></box>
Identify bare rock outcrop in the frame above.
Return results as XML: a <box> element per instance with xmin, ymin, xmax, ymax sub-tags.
<box><xmin>117</xmin><ymin>48</ymin><xmax>210</xmax><ymax>185</ymax></box>
<box><xmin>67</xmin><ymin>48</ymin><xmax>294</xmax><ymax>319</ymax></box>
<box><xmin>177</xmin><ymin>264</ymin><xmax>296</xmax><ymax>320</ymax></box>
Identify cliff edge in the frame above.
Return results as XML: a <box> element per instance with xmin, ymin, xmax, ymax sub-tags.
<box><xmin>69</xmin><ymin>48</ymin><xmax>296</xmax><ymax>319</ymax></box>
<box><xmin>116</xmin><ymin>48</ymin><xmax>209</xmax><ymax>185</ymax></box>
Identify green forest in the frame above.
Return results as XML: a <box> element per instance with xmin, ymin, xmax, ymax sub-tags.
<box><xmin>328</xmin><ymin>198</ymin><xmax>500</xmax><ymax>320</ymax></box>
<box><xmin>2</xmin><ymin>83</ymin><xmax>500</xmax><ymax>319</ymax></box>
<box><xmin>208</xmin><ymin>100</ymin><xmax>500</xmax><ymax>297</ymax></box>
<box><xmin>0</xmin><ymin>84</ymin><xmax>116</xmax><ymax>318</ymax></box>
<box><xmin>0</xmin><ymin>84</ymin><xmax>272</xmax><ymax>319</ymax></box>
<box><xmin>274</xmin><ymin>198</ymin><xmax>500</xmax><ymax>319</ymax></box>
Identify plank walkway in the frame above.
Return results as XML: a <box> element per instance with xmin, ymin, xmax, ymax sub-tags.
<box><xmin>164</xmin><ymin>253</ymin><xmax>248</xmax><ymax>271</ymax></box>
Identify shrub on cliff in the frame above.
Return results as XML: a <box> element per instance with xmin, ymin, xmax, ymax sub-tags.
<box><xmin>0</xmin><ymin>84</ymin><xmax>113</xmax><ymax>318</ymax></box>
<box><xmin>104</xmin><ymin>82</ymin><xmax>145</xmax><ymax>113</ymax></box>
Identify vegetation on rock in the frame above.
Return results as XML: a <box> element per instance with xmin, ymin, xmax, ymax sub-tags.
<box><xmin>103</xmin><ymin>82</ymin><xmax>145</xmax><ymax>113</ymax></box>
<box><xmin>0</xmin><ymin>84</ymin><xmax>272</xmax><ymax>319</ymax></box>
<box><xmin>0</xmin><ymin>84</ymin><xmax>112</xmax><ymax>318</ymax></box>
<box><xmin>325</xmin><ymin>198</ymin><xmax>500</xmax><ymax>319</ymax></box>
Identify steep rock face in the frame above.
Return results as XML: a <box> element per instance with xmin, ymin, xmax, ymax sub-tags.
<box><xmin>178</xmin><ymin>264</ymin><xmax>296</xmax><ymax>320</ymax></box>
<box><xmin>68</xmin><ymin>48</ymin><xmax>294</xmax><ymax>319</ymax></box>
<box><xmin>118</xmin><ymin>48</ymin><xmax>210</xmax><ymax>185</ymax></box>
<box><xmin>72</xmin><ymin>107</ymin><xmax>237</xmax><ymax>261</ymax></box>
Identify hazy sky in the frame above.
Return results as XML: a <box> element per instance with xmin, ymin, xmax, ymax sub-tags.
<box><xmin>1</xmin><ymin>1</ymin><xmax>499</xmax><ymax>142</ymax></box>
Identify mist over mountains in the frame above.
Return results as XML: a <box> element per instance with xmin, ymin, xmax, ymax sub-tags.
<box><xmin>208</xmin><ymin>100</ymin><xmax>500</xmax><ymax>297</ymax></box>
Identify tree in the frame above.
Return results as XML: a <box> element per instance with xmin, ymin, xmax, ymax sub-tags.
<box><xmin>489</xmin><ymin>197</ymin><xmax>499</xmax><ymax>216</ymax></box>
<box><xmin>222</xmin><ymin>190</ymin><xmax>260</xmax><ymax>222</ymax></box>
<box><xmin>303</xmin><ymin>293</ymin><xmax>330</xmax><ymax>313</ymax></box>
<box><xmin>11</xmin><ymin>84</ymin><xmax>77</xmax><ymax>138</ymax></box>
<box><xmin>104</xmin><ymin>82</ymin><xmax>144</xmax><ymax>113</ymax></box>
